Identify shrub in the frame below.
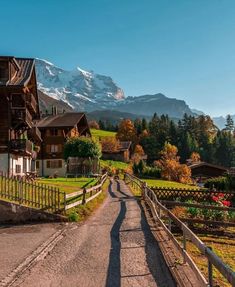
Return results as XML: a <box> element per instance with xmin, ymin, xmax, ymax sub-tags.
<box><xmin>204</xmin><ymin>175</ymin><xmax>235</xmax><ymax>191</ymax></box>
<box><xmin>64</xmin><ymin>137</ymin><xmax>102</xmax><ymax>160</ymax></box>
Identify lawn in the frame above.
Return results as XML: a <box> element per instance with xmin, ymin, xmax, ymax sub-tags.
<box><xmin>144</xmin><ymin>179</ymin><xmax>199</xmax><ymax>189</ymax></box>
<box><xmin>100</xmin><ymin>159</ymin><xmax>130</xmax><ymax>171</ymax></box>
<box><xmin>176</xmin><ymin>233</ymin><xmax>235</xmax><ymax>287</ymax></box>
<box><xmin>91</xmin><ymin>128</ymin><xmax>116</xmax><ymax>140</ymax></box>
<box><xmin>37</xmin><ymin>177</ymin><xmax>99</xmax><ymax>194</ymax></box>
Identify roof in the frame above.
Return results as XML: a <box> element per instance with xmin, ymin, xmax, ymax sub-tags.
<box><xmin>102</xmin><ymin>141</ymin><xmax>132</xmax><ymax>153</ymax></box>
<box><xmin>189</xmin><ymin>162</ymin><xmax>228</xmax><ymax>171</ymax></box>
<box><xmin>118</xmin><ymin>141</ymin><xmax>132</xmax><ymax>151</ymax></box>
<box><xmin>36</xmin><ymin>112</ymin><xmax>85</xmax><ymax>128</ymax></box>
<box><xmin>0</xmin><ymin>57</ymin><xmax>35</xmax><ymax>87</ymax></box>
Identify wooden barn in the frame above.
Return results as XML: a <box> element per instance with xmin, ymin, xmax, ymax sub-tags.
<box><xmin>36</xmin><ymin>112</ymin><xmax>90</xmax><ymax>177</ymax></box>
<box><xmin>102</xmin><ymin>141</ymin><xmax>132</xmax><ymax>163</ymax></box>
<box><xmin>0</xmin><ymin>56</ymin><xmax>41</xmax><ymax>176</ymax></box>
<box><xmin>189</xmin><ymin>162</ymin><xmax>228</xmax><ymax>179</ymax></box>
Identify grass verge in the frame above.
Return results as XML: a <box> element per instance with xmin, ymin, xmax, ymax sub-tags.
<box><xmin>37</xmin><ymin>177</ymin><xmax>99</xmax><ymax>194</ymax></box>
<box><xmin>66</xmin><ymin>179</ymin><xmax>110</xmax><ymax>222</ymax></box>
<box><xmin>144</xmin><ymin>179</ymin><xmax>199</xmax><ymax>189</ymax></box>
<box><xmin>91</xmin><ymin>129</ymin><xmax>116</xmax><ymax>140</ymax></box>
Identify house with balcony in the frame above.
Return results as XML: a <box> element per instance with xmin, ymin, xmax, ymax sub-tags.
<box><xmin>36</xmin><ymin>112</ymin><xmax>90</xmax><ymax>177</ymax></box>
<box><xmin>0</xmin><ymin>56</ymin><xmax>41</xmax><ymax>176</ymax></box>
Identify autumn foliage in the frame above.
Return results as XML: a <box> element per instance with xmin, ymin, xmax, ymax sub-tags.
<box><xmin>101</xmin><ymin>137</ymin><xmax>120</xmax><ymax>152</ymax></box>
<box><xmin>156</xmin><ymin>143</ymin><xmax>192</xmax><ymax>183</ymax></box>
<box><xmin>190</xmin><ymin>152</ymin><xmax>201</xmax><ymax>163</ymax></box>
<box><xmin>116</xmin><ymin>119</ymin><xmax>137</xmax><ymax>142</ymax></box>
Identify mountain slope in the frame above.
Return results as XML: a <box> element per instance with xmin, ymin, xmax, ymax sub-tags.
<box><xmin>36</xmin><ymin>59</ymin><xmax>124</xmax><ymax>111</ymax></box>
<box><xmin>36</xmin><ymin>59</ymin><xmax>196</xmax><ymax>119</ymax></box>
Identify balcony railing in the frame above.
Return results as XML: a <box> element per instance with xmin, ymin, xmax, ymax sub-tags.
<box><xmin>26</xmin><ymin>93</ymin><xmax>37</xmax><ymax>114</ymax></box>
<box><xmin>11</xmin><ymin>108</ymin><xmax>33</xmax><ymax>128</ymax></box>
<box><xmin>10</xmin><ymin>139</ymin><xmax>33</xmax><ymax>154</ymax></box>
<box><xmin>27</xmin><ymin>126</ymin><xmax>42</xmax><ymax>143</ymax></box>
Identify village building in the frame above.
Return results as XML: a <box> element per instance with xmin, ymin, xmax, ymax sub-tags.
<box><xmin>102</xmin><ymin>141</ymin><xmax>132</xmax><ymax>163</ymax></box>
<box><xmin>0</xmin><ymin>56</ymin><xmax>41</xmax><ymax>176</ymax></box>
<box><xmin>36</xmin><ymin>112</ymin><xmax>90</xmax><ymax>177</ymax></box>
<box><xmin>188</xmin><ymin>161</ymin><xmax>228</xmax><ymax>179</ymax></box>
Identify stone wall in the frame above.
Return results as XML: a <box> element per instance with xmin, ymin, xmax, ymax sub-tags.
<box><xmin>0</xmin><ymin>200</ymin><xmax>67</xmax><ymax>224</ymax></box>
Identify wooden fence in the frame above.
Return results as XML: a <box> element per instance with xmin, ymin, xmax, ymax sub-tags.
<box><xmin>65</xmin><ymin>173</ymin><xmax>108</xmax><ymax>210</ymax></box>
<box><xmin>124</xmin><ymin>173</ymin><xmax>235</xmax><ymax>287</ymax></box>
<box><xmin>150</xmin><ymin>186</ymin><xmax>235</xmax><ymax>204</ymax></box>
<box><xmin>0</xmin><ymin>174</ymin><xmax>66</xmax><ymax>213</ymax></box>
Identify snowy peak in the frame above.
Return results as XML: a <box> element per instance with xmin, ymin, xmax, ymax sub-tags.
<box><xmin>35</xmin><ymin>59</ymin><xmax>125</xmax><ymax>111</ymax></box>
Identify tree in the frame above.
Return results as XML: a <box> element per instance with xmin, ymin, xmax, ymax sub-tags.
<box><xmin>224</xmin><ymin>114</ymin><xmax>234</xmax><ymax>132</ymax></box>
<box><xmin>132</xmin><ymin>144</ymin><xmax>145</xmax><ymax>164</ymax></box>
<box><xmin>89</xmin><ymin>120</ymin><xmax>100</xmax><ymax>129</ymax></box>
<box><xmin>64</xmin><ymin>137</ymin><xmax>102</xmax><ymax>160</ymax></box>
<box><xmin>155</xmin><ymin>143</ymin><xmax>191</xmax><ymax>183</ymax></box>
<box><xmin>101</xmin><ymin>137</ymin><xmax>120</xmax><ymax>152</ymax></box>
<box><xmin>116</xmin><ymin>119</ymin><xmax>137</xmax><ymax>142</ymax></box>
<box><xmin>190</xmin><ymin>152</ymin><xmax>201</xmax><ymax>163</ymax></box>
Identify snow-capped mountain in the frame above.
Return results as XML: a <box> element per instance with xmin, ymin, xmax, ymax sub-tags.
<box><xmin>36</xmin><ymin>59</ymin><xmax>125</xmax><ymax>111</ymax></box>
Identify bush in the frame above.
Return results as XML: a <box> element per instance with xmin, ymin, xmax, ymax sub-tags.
<box><xmin>204</xmin><ymin>175</ymin><xmax>235</xmax><ymax>191</ymax></box>
<box><xmin>133</xmin><ymin>160</ymin><xmax>161</xmax><ymax>178</ymax></box>
<box><xmin>64</xmin><ymin>137</ymin><xmax>102</xmax><ymax>160</ymax></box>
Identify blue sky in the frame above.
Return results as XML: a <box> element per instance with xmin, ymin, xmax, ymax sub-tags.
<box><xmin>1</xmin><ymin>0</ymin><xmax>235</xmax><ymax>116</ymax></box>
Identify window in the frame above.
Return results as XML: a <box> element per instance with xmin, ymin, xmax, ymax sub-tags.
<box><xmin>46</xmin><ymin>144</ymin><xmax>62</xmax><ymax>153</ymax></box>
<box><xmin>46</xmin><ymin>160</ymin><xmax>62</xmax><ymax>169</ymax></box>
<box><xmin>50</xmin><ymin>128</ymin><xmax>59</xmax><ymax>136</ymax></box>
<box><xmin>15</xmin><ymin>165</ymin><xmax>21</xmax><ymax>174</ymax></box>
<box><xmin>36</xmin><ymin>161</ymin><xmax>40</xmax><ymax>169</ymax></box>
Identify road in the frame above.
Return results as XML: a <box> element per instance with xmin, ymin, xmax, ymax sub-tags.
<box><xmin>12</xmin><ymin>180</ymin><xmax>176</xmax><ymax>287</ymax></box>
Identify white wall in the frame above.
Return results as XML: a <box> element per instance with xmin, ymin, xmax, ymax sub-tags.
<box><xmin>37</xmin><ymin>159</ymin><xmax>66</xmax><ymax>177</ymax></box>
<box><xmin>0</xmin><ymin>153</ymin><xmax>32</xmax><ymax>176</ymax></box>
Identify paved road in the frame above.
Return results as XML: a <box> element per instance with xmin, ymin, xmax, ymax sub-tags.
<box><xmin>13</xmin><ymin>180</ymin><xmax>176</xmax><ymax>287</ymax></box>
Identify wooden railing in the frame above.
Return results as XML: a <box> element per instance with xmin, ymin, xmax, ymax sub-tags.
<box><xmin>10</xmin><ymin>139</ymin><xmax>33</xmax><ymax>154</ymax></box>
<box><xmin>0</xmin><ymin>174</ymin><xmax>66</xmax><ymax>213</ymax></box>
<box><xmin>124</xmin><ymin>173</ymin><xmax>235</xmax><ymax>287</ymax></box>
<box><xmin>65</xmin><ymin>173</ymin><xmax>108</xmax><ymax>210</ymax></box>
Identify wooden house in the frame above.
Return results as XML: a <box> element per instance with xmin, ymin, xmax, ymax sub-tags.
<box><xmin>102</xmin><ymin>141</ymin><xmax>132</xmax><ymax>163</ymax></box>
<box><xmin>189</xmin><ymin>162</ymin><xmax>228</xmax><ymax>179</ymax></box>
<box><xmin>36</xmin><ymin>112</ymin><xmax>90</xmax><ymax>177</ymax></box>
<box><xmin>0</xmin><ymin>56</ymin><xmax>41</xmax><ymax>176</ymax></box>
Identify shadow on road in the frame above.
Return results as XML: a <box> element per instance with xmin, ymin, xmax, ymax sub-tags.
<box><xmin>105</xmin><ymin>198</ymin><xmax>126</xmax><ymax>287</ymax></box>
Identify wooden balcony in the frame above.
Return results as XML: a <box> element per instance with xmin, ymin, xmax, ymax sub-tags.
<box><xmin>26</xmin><ymin>93</ymin><xmax>37</xmax><ymax>114</ymax></box>
<box><xmin>11</xmin><ymin>108</ymin><xmax>33</xmax><ymax>128</ymax></box>
<box><xmin>10</xmin><ymin>139</ymin><xmax>33</xmax><ymax>155</ymax></box>
<box><xmin>27</xmin><ymin>126</ymin><xmax>42</xmax><ymax>144</ymax></box>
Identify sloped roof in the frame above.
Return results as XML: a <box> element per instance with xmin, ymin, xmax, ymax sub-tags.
<box><xmin>119</xmin><ymin>141</ymin><xmax>132</xmax><ymax>151</ymax></box>
<box><xmin>36</xmin><ymin>113</ymin><xmax>85</xmax><ymax>128</ymax></box>
<box><xmin>0</xmin><ymin>57</ymin><xmax>35</xmax><ymax>86</ymax></box>
<box><xmin>189</xmin><ymin>161</ymin><xmax>228</xmax><ymax>171</ymax></box>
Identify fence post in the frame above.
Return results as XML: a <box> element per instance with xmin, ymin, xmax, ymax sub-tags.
<box><xmin>183</xmin><ymin>232</ymin><xmax>187</xmax><ymax>263</ymax></box>
<box><xmin>142</xmin><ymin>182</ymin><xmax>147</xmax><ymax>200</ymax></box>
<box><xmin>82</xmin><ymin>188</ymin><xmax>86</xmax><ymax>204</ymax></box>
<box><xmin>208</xmin><ymin>247</ymin><xmax>213</xmax><ymax>287</ymax></box>
<box><xmin>19</xmin><ymin>179</ymin><xmax>23</xmax><ymax>204</ymax></box>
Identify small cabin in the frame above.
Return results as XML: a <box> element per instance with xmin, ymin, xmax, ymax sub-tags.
<box><xmin>102</xmin><ymin>141</ymin><xmax>132</xmax><ymax>163</ymax></box>
<box><xmin>189</xmin><ymin>162</ymin><xmax>228</xmax><ymax>179</ymax></box>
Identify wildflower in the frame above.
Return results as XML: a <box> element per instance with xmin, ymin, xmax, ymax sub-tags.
<box><xmin>221</xmin><ymin>200</ymin><xmax>231</xmax><ymax>207</ymax></box>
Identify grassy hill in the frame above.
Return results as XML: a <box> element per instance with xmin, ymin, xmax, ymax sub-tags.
<box><xmin>91</xmin><ymin>129</ymin><xmax>116</xmax><ymax>140</ymax></box>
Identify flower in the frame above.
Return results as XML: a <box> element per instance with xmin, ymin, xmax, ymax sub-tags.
<box><xmin>221</xmin><ymin>200</ymin><xmax>231</xmax><ymax>207</ymax></box>
<box><xmin>212</xmin><ymin>196</ymin><xmax>219</xmax><ymax>202</ymax></box>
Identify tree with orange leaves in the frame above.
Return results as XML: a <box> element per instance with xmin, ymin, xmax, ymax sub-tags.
<box><xmin>101</xmin><ymin>137</ymin><xmax>120</xmax><ymax>152</ymax></box>
<box><xmin>116</xmin><ymin>119</ymin><xmax>137</xmax><ymax>142</ymax></box>
<box><xmin>156</xmin><ymin>142</ymin><xmax>192</xmax><ymax>183</ymax></box>
<box><xmin>190</xmin><ymin>152</ymin><xmax>201</xmax><ymax>163</ymax></box>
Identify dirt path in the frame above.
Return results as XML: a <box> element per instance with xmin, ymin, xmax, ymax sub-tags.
<box><xmin>13</xmin><ymin>180</ymin><xmax>176</xmax><ymax>287</ymax></box>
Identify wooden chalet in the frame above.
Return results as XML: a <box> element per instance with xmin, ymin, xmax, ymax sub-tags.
<box><xmin>0</xmin><ymin>56</ymin><xmax>41</xmax><ymax>176</ymax></box>
<box><xmin>102</xmin><ymin>141</ymin><xmax>132</xmax><ymax>163</ymax></box>
<box><xmin>189</xmin><ymin>162</ymin><xmax>228</xmax><ymax>179</ymax></box>
<box><xmin>36</xmin><ymin>112</ymin><xmax>90</xmax><ymax>177</ymax></box>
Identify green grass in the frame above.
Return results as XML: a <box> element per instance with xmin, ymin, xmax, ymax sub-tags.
<box><xmin>144</xmin><ymin>179</ymin><xmax>199</xmax><ymax>189</ymax></box>
<box><xmin>66</xmin><ymin>178</ymin><xmax>110</xmax><ymax>222</ymax></box>
<box><xmin>100</xmin><ymin>159</ymin><xmax>130</xmax><ymax>171</ymax></box>
<box><xmin>91</xmin><ymin>128</ymin><xmax>116</xmax><ymax>140</ymax></box>
<box><xmin>37</xmin><ymin>177</ymin><xmax>99</xmax><ymax>194</ymax></box>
